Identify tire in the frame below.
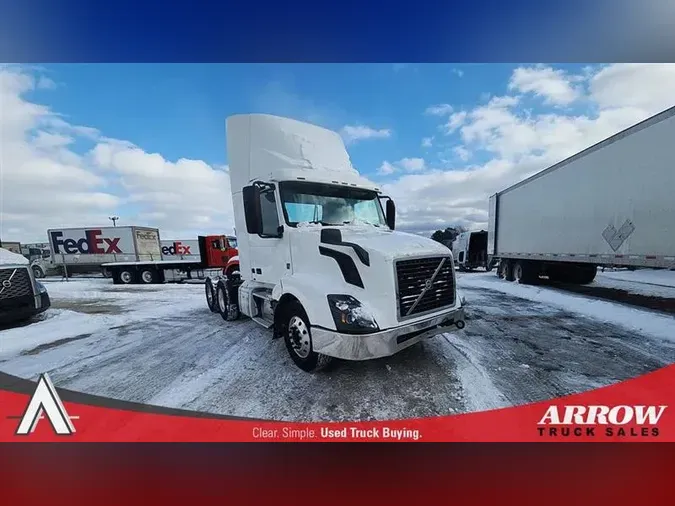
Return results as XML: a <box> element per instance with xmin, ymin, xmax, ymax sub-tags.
<box><xmin>205</xmin><ymin>279</ymin><xmax>218</xmax><ymax>313</ymax></box>
<box><xmin>498</xmin><ymin>260</ymin><xmax>514</xmax><ymax>281</ymax></box>
<box><xmin>119</xmin><ymin>268</ymin><xmax>136</xmax><ymax>285</ymax></box>
<box><xmin>101</xmin><ymin>267</ymin><xmax>111</xmax><ymax>278</ymax></box>
<box><xmin>282</xmin><ymin>301</ymin><xmax>332</xmax><ymax>373</ymax></box>
<box><xmin>32</xmin><ymin>266</ymin><xmax>45</xmax><ymax>279</ymax></box>
<box><xmin>513</xmin><ymin>261</ymin><xmax>535</xmax><ymax>284</ymax></box>
<box><xmin>216</xmin><ymin>280</ymin><xmax>240</xmax><ymax>321</ymax></box>
<box><xmin>139</xmin><ymin>268</ymin><xmax>157</xmax><ymax>285</ymax></box>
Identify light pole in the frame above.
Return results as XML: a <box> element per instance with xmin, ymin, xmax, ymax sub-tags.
<box><xmin>109</xmin><ymin>216</ymin><xmax>119</xmax><ymax>227</ymax></box>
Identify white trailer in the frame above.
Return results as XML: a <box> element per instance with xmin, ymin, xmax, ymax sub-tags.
<box><xmin>489</xmin><ymin>105</ymin><xmax>675</xmax><ymax>285</ymax></box>
<box><xmin>204</xmin><ymin>114</ymin><xmax>465</xmax><ymax>373</ymax></box>
<box><xmin>43</xmin><ymin>226</ymin><xmax>163</xmax><ymax>277</ymax></box>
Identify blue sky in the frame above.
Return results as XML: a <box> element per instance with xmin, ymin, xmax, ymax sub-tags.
<box><xmin>30</xmin><ymin>63</ymin><xmax>581</xmax><ymax>176</ymax></box>
<box><xmin>3</xmin><ymin>63</ymin><xmax>674</xmax><ymax>241</ymax></box>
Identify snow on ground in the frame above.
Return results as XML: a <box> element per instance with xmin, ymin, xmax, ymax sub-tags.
<box><xmin>0</xmin><ymin>278</ymin><xmax>207</xmax><ymax>358</ymax></box>
<box><xmin>457</xmin><ymin>272</ymin><xmax>675</xmax><ymax>343</ymax></box>
<box><xmin>593</xmin><ymin>269</ymin><xmax>675</xmax><ymax>298</ymax></box>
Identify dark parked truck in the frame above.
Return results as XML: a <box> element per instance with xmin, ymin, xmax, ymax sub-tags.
<box><xmin>0</xmin><ymin>247</ymin><xmax>50</xmax><ymax>325</ymax></box>
<box><xmin>489</xmin><ymin>105</ymin><xmax>675</xmax><ymax>284</ymax></box>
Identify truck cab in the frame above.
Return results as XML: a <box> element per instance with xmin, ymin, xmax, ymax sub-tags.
<box><xmin>217</xmin><ymin>114</ymin><xmax>465</xmax><ymax>372</ymax></box>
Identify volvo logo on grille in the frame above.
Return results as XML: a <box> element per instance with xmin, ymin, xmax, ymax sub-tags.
<box><xmin>424</xmin><ymin>279</ymin><xmax>433</xmax><ymax>289</ymax></box>
<box><xmin>1</xmin><ymin>280</ymin><xmax>10</xmax><ymax>289</ymax></box>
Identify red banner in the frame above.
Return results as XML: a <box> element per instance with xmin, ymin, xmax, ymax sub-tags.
<box><xmin>1</xmin><ymin>364</ymin><xmax>672</xmax><ymax>442</ymax></box>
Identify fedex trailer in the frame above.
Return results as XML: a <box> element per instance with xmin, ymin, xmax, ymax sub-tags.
<box><xmin>45</xmin><ymin>226</ymin><xmax>162</xmax><ymax>277</ymax></box>
<box><xmin>489</xmin><ymin>105</ymin><xmax>675</xmax><ymax>285</ymax></box>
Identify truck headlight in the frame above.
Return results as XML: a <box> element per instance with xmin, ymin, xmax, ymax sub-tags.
<box><xmin>327</xmin><ymin>294</ymin><xmax>379</xmax><ymax>334</ymax></box>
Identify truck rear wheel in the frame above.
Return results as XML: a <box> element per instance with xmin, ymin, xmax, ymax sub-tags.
<box><xmin>216</xmin><ymin>279</ymin><xmax>240</xmax><ymax>321</ymax></box>
<box><xmin>139</xmin><ymin>268</ymin><xmax>157</xmax><ymax>284</ymax></box>
<box><xmin>205</xmin><ymin>279</ymin><xmax>218</xmax><ymax>313</ymax></box>
<box><xmin>119</xmin><ymin>269</ymin><xmax>136</xmax><ymax>285</ymax></box>
<box><xmin>282</xmin><ymin>301</ymin><xmax>332</xmax><ymax>373</ymax></box>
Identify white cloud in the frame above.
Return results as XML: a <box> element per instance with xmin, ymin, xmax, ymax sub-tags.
<box><xmin>377</xmin><ymin>157</ymin><xmax>426</xmax><ymax>175</ymax></box>
<box><xmin>377</xmin><ymin>161</ymin><xmax>396</xmax><ymax>175</ymax></box>
<box><xmin>0</xmin><ymin>66</ymin><xmax>235</xmax><ymax>242</ymax></box>
<box><xmin>508</xmin><ymin>65</ymin><xmax>583</xmax><ymax>106</ymax></box>
<box><xmin>443</xmin><ymin>111</ymin><xmax>468</xmax><ymax>134</ymax></box>
<box><xmin>421</xmin><ymin>137</ymin><xmax>433</xmax><ymax>148</ymax></box>
<box><xmin>340</xmin><ymin>125</ymin><xmax>392</xmax><ymax>144</ymax></box>
<box><xmin>454</xmin><ymin>146</ymin><xmax>470</xmax><ymax>161</ymax></box>
<box><xmin>385</xmin><ymin>64</ymin><xmax>675</xmax><ymax>234</ymax></box>
<box><xmin>425</xmin><ymin>104</ymin><xmax>454</xmax><ymax>116</ymax></box>
<box><xmin>452</xmin><ymin>68</ymin><xmax>464</xmax><ymax>78</ymax></box>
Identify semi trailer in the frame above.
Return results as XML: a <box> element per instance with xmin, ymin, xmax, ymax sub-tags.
<box><xmin>489</xmin><ymin>105</ymin><xmax>675</xmax><ymax>285</ymax></box>
<box><xmin>38</xmin><ymin>226</ymin><xmax>164</xmax><ymax>278</ymax></box>
<box><xmin>204</xmin><ymin>114</ymin><xmax>465</xmax><ymax>372</ymax></box>
<box><xmin>103</xmin><ymin>235</ymin><xmax>238</xmax><ymax>284</ymax></box>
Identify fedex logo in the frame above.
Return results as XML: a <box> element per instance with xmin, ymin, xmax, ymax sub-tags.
<box><xmin>162</xmin><ymin>242</ymin><xmax>192</xmax><ymax>256</ymax></box>
<box><xmin>51</xmin><ymin>230</ymin><xmax>122</xmax><ymax>255</ymax></box>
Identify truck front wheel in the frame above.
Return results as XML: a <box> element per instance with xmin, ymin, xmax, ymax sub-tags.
<box><xmin>32</xmin><ymin>265</ymin><xmax>45</xmax><ymax>279</ymax></box>
<box><xmin>282</xmin><ymin>301</ymin><xmax>332</xmax><ymax>373</ymax></box>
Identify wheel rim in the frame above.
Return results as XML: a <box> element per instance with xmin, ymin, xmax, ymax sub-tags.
<box><xmin>288</xmin><ymin>316</ymin><xmax>311</xmax><ymax>359</ymax></box>
<box><xmin>33</xmin><ymin>267</ymin><xmax>42</xmax><ymax>278</ymax></box>
<box><xmin>218</xmin><ymin>287</ymin><xmax>227</xmax><ymax>313</ymax></box>
<box><xmin>141</xmin><ymin>271</ymin><xmax>153</xmax><ymax>283</ymax></box>
<box><xmin>206</xmin><ymin>284</ymin><xmax>214</xmax><ymax>306</ymax></box>
<box><xmin>120</xmin><ymin>271</ymin><xmax>132</xmax><ymax>283</ymax></box>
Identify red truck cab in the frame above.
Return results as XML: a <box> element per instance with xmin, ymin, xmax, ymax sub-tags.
<box><xmin>199</xmin><ymin>235</ymin><xmax>239</xmax><ymax>274</ymax></box>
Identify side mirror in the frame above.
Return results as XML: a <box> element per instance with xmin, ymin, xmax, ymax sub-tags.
<box><xmin>385</xmin><ymin>199</ymin><xmax>396</xmax><ymax>230</ymax></box>
<box><xmin>242</xmin><ymin>185</ymin><xmax>262</xmax><ymax>234</ymax></box>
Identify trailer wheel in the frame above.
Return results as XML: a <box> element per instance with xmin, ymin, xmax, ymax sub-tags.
<box><xmin>119</xmin><ymin>269</ymin><xmax>136</xmax><ymax>285</ymax></box>
<box><xmin>513</xmin><ymin>261</ymin><xmax>536</xmax><ymax>284</ymax></box>
<box><xmin>498</xmin><ymin>260</ymin><xmax>514</xmax><ymax>281</ymax></box>
<box><xmin>139</xmin><ymin>268</ymin><xmax>157</xmax><ymax>284</ymax></box>
<box><xmin>281</xmin><ymin>301</ymin><xmax>332</xmax><ymax>373</ymax></box>
<box><xmin>216</xmin><ymin>280</ymin><xmax>240</xmax><ymax>321</ymax></box>
<box><xmin>205</xmin><ymin>279</ymin><xmax>218</xmax><ymax>313</ymax></box>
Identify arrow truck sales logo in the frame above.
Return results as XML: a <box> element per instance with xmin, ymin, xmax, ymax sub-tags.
<box><xmin>537</xmin><ymin>405</ymin><xmax>667</xmax><ymax>438</ymax></box>
<box><xmin>11</xmin><ymin>374</ymin><xmax>78</xmax><ymax>436</ymax></box>
<box><xmin>51</xmin><ymin>229</ymin><xmax>122</xmax><ymax>255</ymax></box>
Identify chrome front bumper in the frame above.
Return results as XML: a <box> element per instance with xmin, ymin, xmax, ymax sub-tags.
<box><xmin>311</xmin><ymin>307</ymin><xmax>465</xmax><ymax>361</ymax></box>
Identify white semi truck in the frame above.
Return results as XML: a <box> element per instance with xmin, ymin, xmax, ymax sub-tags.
<box><xmin>489</xmin><ymin>105</ymin><xmax>675</xmax><ymax>284</ymax></box>
<box><xmin>205</xmin><ymin>114</ymin><xmax>465</xmax><ymax>372</ymax></box>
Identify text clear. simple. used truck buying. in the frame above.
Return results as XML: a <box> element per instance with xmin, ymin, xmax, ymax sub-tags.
<box><xmin>489</xmin><ymin>105</ymin><xmax>675</xmax><ymax>284</ymax></box>
<box><xmin>204</xmin><ymin>114</ymin><xmax>465</xmax><ymax>372</ymax></box>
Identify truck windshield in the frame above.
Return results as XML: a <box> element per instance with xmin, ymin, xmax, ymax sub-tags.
<box><xmin>279</xmin><ymin>181</ymin><xmax>386</xmax><ymax>227</ymax></box>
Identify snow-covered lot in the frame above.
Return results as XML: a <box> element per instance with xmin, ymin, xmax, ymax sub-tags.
<box><xmin>1</xmin><ymin>272</ymin><xmax>674</xmax><ymax>422</ymax></box>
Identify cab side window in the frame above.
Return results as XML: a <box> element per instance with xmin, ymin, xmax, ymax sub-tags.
<box><xmin>260</xmin><ymin>190</ymin><xmax>280</xmax><ymax>236</ymax></box>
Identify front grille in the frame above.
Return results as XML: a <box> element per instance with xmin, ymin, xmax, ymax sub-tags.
<box><xmin>0</xmin><ymin>267</ymin><xmax>33</xmax><ymax>300</ymax></box>
<box><xmin>396</xmin><ymin>256</ymin><xmax>455</xmax><ymax>319</ymax></box>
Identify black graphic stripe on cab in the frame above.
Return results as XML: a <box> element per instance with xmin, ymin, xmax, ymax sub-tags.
<box><xmin>320</xmin><ymin>229</ymin><xmax>370</xmax><ymax>266</ymax></box>
<box><xmin>319</xmin><ymin>246</ymin><xmax>364</xmax><ymax>288</ymax></box>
